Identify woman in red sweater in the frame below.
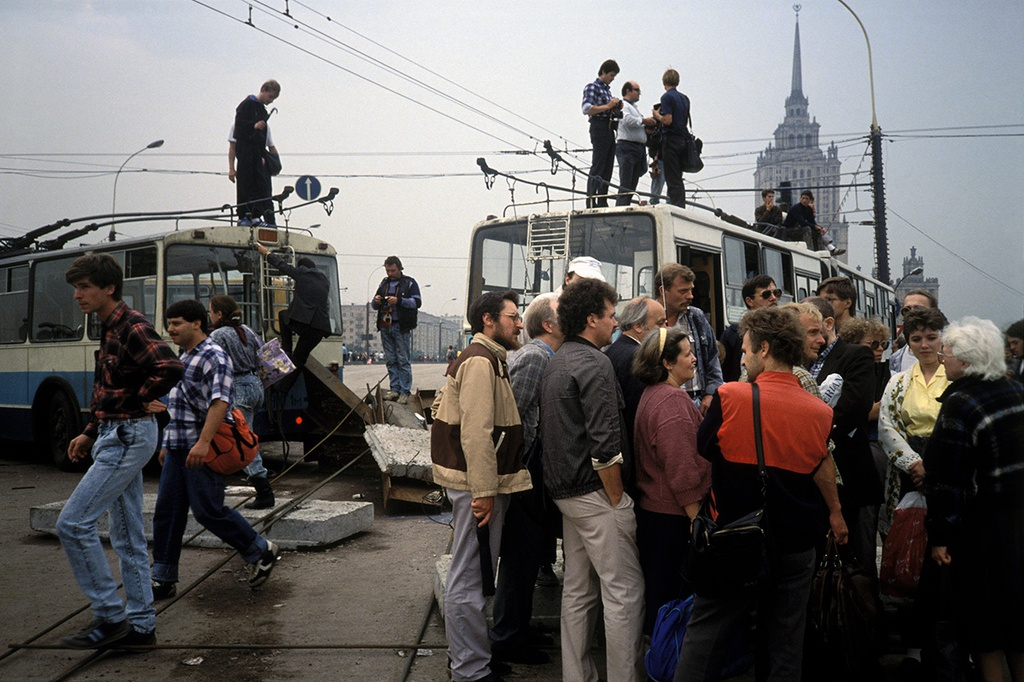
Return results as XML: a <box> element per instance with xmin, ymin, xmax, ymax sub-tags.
<box><xmin>631</xmin><ymin>326</ymin><xmax>710</xmax><ymax>635</ymax></box>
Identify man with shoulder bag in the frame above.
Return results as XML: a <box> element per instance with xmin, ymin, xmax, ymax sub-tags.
<box><xmin>676</xmin><ymin>306</ymin><xmax>847</xmax><ymax>682</ymax></box>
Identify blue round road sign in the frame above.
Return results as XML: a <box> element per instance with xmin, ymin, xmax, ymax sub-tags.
<box><xmin>295</xmin><ymin>175</ymin><xmax>321</xmax><ymax>201</ymax></box>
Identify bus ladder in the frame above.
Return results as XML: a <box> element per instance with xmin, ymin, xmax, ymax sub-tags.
<box><xmin>526</xmin><ymin>213</ymin><xmax>571</xmax><ymax>262</ymax></box>
<box><xmin>258</xmin><ymin>243</ymin><xmax>296</xmax><ymax>339</ymax></box>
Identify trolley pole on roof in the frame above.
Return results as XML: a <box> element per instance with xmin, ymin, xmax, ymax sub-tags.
<box><xmin>836</xmin><ymin>0</ymin><xmax>890</xmax><ymax>283</ymax></box>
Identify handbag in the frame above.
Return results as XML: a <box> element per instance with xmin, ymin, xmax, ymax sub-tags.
<box><xmin>681</xmin><ymin>113</ymin><xmax>704</xmax><ymax>174</ymax></box>
<box><xmin>808</xmin><ymin>533</ymin><xmax>884</xmax><ymax>668</ymax></box>
<box><xmin>644</xmin><ymin>596</ymin><xmax>695</xmax><ymax>682</ymax></box>
<box><xmin>265</xmin><ymin>150</ymin><xmax>282</xmax><ymax>176</ymax></box>
<box><xmin>205</xmin><ymin>408</ymin><xmax>259</xmax><ymax>475</ymax></box>
<box><xmin>257</xmin><ymin>337</ymin><xmax>296</xmax><ymax>388</ymax></box>
<box><xmin>879</xmin><ymin>491</ymin><xmax>928</xmax><ymax>598</ymax></box>
<box><xmin>685</xmin><ymin>383</ymin><xmax>768</xmax><ymax>596</ymax></box>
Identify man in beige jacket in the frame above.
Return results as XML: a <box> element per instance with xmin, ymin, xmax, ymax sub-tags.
<box><xmin>431</xmin><ymin>289</ymin><xmax>533</xmax><ymax>682</ymax></box>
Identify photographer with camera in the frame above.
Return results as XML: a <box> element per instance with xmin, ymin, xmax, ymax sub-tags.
<box><xmin>582</xmin><ymin>59</ymin><xmax>622</xmax><ymax>209</ymax></box>
<box><xmin>372</xmin><ymin>256</ymin><xmax>422</xmax><ymax>404</ymax></box>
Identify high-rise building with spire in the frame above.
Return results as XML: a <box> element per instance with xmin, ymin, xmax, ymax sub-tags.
<box><xmin>894</xmin><ymin>246</ymin><xmax>940</xmax><ymax>305</ymax></box>
<box><xmin>754</xmin><ymin>7</ymin><xmax>849</xmax><ymax>260</ymax></box>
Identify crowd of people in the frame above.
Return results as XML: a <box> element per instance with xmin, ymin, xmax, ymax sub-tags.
<box><xmin>431</xmin><ymin>257</ymin><xmax>1023</xmax><ymax>682</ymax></box>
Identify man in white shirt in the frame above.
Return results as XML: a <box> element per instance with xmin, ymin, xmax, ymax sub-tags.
<box><xmin>614</xmin><ymin>81</ymin><xmax>656</xmax><ymax>206</ymax></box>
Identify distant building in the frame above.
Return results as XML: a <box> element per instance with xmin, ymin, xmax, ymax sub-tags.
<box><xmin>339</xmin><ymin>303</ymin><xmax>464</xmax><ymax>361</ymax></box>
<box><xmin>754</xmin><ymin>8</ymin><xmax>850</xmax><ymax>261</ymax></box>
<box><xmin>894</xmin><ymin>246</ymin><xmax>940</xmax><ymax>305</ymax></box>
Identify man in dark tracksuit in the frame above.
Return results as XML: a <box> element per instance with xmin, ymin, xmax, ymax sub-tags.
<box><xmin>234</xmin><ymin>79</ymin><xmax>280</xmax><ymax>225</ymax></box>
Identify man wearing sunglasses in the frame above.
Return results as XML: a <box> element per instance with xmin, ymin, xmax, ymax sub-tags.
<box><xmin>889</xmin><ymin>289</ymin><xmax>938</xmax><ymax>374</ymax></box>
<box><xmin>720</xmin><ymin>274</ymin><xmax>781</xmax><ymax>382</ymax></box>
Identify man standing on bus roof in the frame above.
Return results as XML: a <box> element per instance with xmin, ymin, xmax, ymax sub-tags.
<box><xmin>255</xmin><ymin>242</ymin><xmax>332</xmax><ymax>391</ymax></box>
<box><xmin>371</xmin><ymin>256</ymin><xmax>422</xmax><ymax>404</ymax></box>
<box><xmin>582</xmin><ymin>59</ymin><xmax>622</xmax><ymax>209</ymax></box>
<box><xmin>58</xmin><ymin>254</ymin><xmax>183</xmax><ymax>649</ymax></box>
<box><xmin>615</xmin><ymin>81</ymin><xmax>656</xmax><ymax>206</ymax></box>
<box><xmin>234</xmin><ymin>79</ymin><xmax>280</xmax><ymax>226</ymax></box>
<box><xmin>150</xmin><ymin>300</ymin><xmax>281</xmax><ymax>602</ymax></box>
<box><xmin>652</xmin><ymin>68</ymin><xmax>690</xmax><ymax>208</ymax></box>
<box><xmin>654</xmin><ymin>263</ymin><xmax>723</xmax><ymax>414</ymax></box>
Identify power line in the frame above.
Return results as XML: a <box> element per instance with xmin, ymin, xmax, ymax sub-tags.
<box><xmin>887</xmin><ymin>206</ymin><xmax>1024</xmax><ymax>297</ymax></box>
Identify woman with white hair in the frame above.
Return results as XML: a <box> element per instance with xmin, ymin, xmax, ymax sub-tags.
<box><xmin>923</xmin><ymin>317</ymin><xmax>1024</xmax><ymax>682</ymax></box>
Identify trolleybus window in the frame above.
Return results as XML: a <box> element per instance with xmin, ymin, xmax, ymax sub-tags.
<box><xmin>469</xmin><ymin>213</ymin><xmax>655</xmax><ymax>305</ymax></box>
<box><xmin>0</xmin><ymin>264</ymin><xmax>29</xmax><ymax>343</ymax></box>
<box><xmin>165</xmin><ymin>244</ymin><xmax>260</xmax><ymax>327</ymax></box>
<box><xmin>31</xmin><ymin>256</ymin><xmax>83</xmax><ymax>342</ymax></box>
<box><xmin>762</xmin><ymin>247</ymin><xmax>794</xmax><ymax>302</ymax></box>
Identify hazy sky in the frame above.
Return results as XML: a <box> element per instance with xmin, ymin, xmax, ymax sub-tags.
<box><xmin>2</xmin><ymin>1</ymin><xmax>1022</xmax><ymax>328</ymax></box>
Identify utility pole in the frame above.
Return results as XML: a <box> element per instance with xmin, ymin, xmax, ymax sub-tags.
<box><xmin>838</xmin><ymin>0</ymin><xmax>890</xmax><ymax>283</ymax></box>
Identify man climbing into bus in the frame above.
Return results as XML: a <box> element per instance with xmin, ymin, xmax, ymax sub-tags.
<box><xmin>58</xmin><ymin>254</ymin><xmax>183</xmax><ymax>649</ymax></box>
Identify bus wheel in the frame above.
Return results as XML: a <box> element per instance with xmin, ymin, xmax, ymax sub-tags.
<box><xmin>45</xmin><ymin>390</ymin><xmax>84</xmax><ymax>471</ymax></box>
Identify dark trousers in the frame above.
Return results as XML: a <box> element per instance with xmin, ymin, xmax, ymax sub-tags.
<box><xmin>277</xmin><ymin>316</ymin><xmax>327</xmax><ymax>395</ymax></box>
<box><xmin>662</xmin><ymin>133</ymin><xmax>688</xmax><ymax>207</ymax></box>
<box><xmin>587</xmin><ymin>118</ymin><xmax>616</xmax><ymax>208</ymax></box>
<box><xmin>236</xmin><ymin>154</ymin><xmax>274</xmax><ymax>224</ymax></box>
<box><xmin>676</xmin><ymin>548</ymin><xmax>817</xmax><ymax>682</ymax></box>
<box><xmin>636</xmin><ymin>507</ymin><xmax>692</xmax><ymax>635</ymax></box>
<box><xmin>152</xmin><ymin>448</ymin><xmax>266</xmax><ymax>583</ymax></box>
<box><xmin>614</xmin><ymin>140</ymin><xmax>647</xmax><ymax>206</ymax></box>
<box><xmin>490</xmin><ymin>454</ymin><xmax>558</xmax><ymax>645</ymax></box>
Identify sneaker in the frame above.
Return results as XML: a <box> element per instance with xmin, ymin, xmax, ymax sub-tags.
<box><xmin>832</xmin><ymin>248</ymin><xmax>846</xmax><ymax>257</ymax></box>
<box><xmin>114</xmin><ymin>627</ymin><xmax>156</xmax><ymax>653</ymax></box>
<box><xmin>397</xmin><ymin>393</ymin><xmax>410</xmax><ymax>405</ymax></box>
<box><xmin>383</xmin><ymin>390</ymin><xmax>400</xmax><ymax>401</ymax></box>
<box><xmin>151</xmin><ymin>580</ymin><xmax>176</xmax><ymax>601</ymax></box>
<box><xmin>61</xmin><ymin>618</ymin><xmax>130</xmax><ymax>649</ymax></box>
<box><xmin>248</xmin><ymin>540</ymin><xmax>281</xmax><ymax>588</ymax></box>
<box><xmin>536</xmin><ymin>563</ymin><xmax>559</xmax><ymax>586</ymax></box>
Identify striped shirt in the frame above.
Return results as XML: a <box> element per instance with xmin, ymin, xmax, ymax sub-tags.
<box><xmin>581</xmin><ymin>78</ymin><xmax>612</xmax><ymax>117</ymax></box>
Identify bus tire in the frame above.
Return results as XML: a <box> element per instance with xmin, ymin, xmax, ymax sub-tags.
<box><xmin>43</xmin><ymin>389</ymin><xmax>85</xmax><ymax>471</ymax></box>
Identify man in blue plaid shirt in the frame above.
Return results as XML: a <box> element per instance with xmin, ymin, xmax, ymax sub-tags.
<box><xmin>582</xmin><ymin>59</ymin><xmax>621</xmax><ymax>208</ymax></box>
<box><xmin>150</xmin><ymin>300</ymin><xmax>280</xmax><ymax>601</ymax></box>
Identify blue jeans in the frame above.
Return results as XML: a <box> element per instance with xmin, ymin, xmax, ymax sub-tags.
<box><xmin>233</xmin><ymin>374</ymin><xmax>268</xmax><ymax>479</ymax></box>
<box><xmin>152</xmin><ymin>449</ymin><xmax>267</xmax><ymax>583</ymax></box>
<box><xmin>380</xmin><ymin>325</ymin><xmax>412</xmax><ymax>395</ymax></box>
<box><xmin>56</xmin><ymin>417</ymin><xmax>157</xmax><ymax>632</ymax></box>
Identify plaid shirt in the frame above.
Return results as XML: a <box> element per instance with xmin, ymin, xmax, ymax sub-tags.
<box><xmin>507</xmin><ymin>338</ymin><xmax>556</xmax><ymax>452</ymax></box>
<box><xmin>924</xmin><ymin>376</ymin><xmax>1024</xmax><ymax>546</ymax></box>
<box><xmin>163</xmin><ymin>337</ymin><xmax>234</xmax><ymax>452</ymax></box>
<box><xmin>581</xmin><ymin>77</ymin><xmax>612</xmax><ymax>117</ymax></box>
<box><xmin>84</xmin><ymin>302</ymin><xmax>183</xmax><ymax>439</ymax></box>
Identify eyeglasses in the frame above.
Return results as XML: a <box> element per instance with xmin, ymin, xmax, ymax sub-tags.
<box><xmin>867</xmin><ymin>339</ymin><xmax>891</xmax><ymax>350</ymax></box>
<box><xmin>500</xmin><ymin>312</ymin><xmax>523</xmax><ymax>322</ymax></box>
<box><xmin>759</xmin><ymin>289</ymin><xmax>783</xmax><ymax>300</ymax></box>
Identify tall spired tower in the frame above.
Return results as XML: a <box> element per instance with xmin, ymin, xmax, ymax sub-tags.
<box><xmin>755</xmin><ymin>6</ymin><xmax>849</xmax><ymax>259</ymax></box>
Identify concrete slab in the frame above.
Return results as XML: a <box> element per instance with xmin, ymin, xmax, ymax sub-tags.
<box><xmin>363</xmin><ymin>423</ymin><xmax>434</xmax><ymax>482</ymax></box>
<box><xmin>29</xmin><ymin>488</ymin><xmax>373</xmax><ymax>551</ymax></box>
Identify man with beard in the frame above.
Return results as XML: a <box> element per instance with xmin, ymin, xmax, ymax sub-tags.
<box><xmin>431</xmin><ymin>290</ymin><xmax>533</xmax><ymax>682</ymax></box>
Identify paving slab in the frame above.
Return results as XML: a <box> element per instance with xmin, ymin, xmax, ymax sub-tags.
<box><xmin>29</xmin><ymin>488</ymin><xmax>373</xmax><ymax>551</ymax></box>
<box><xmin>363</xmin><ymin>423</ymin><xmax>434</xmax><ymax>482</ymax></box>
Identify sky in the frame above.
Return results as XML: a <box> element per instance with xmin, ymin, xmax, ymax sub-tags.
<box><xmin>2</xmin><ymin>0</ymin><xmax>1022</xmax><ymax>329</ymax></box>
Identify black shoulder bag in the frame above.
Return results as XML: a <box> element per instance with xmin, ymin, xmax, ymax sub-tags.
<box><xmin>682</xmin><ymin>112</ymin><xmax>704</xmax><ymax>174</ymax></box>
<box><xmin>685</xmin><ymin>383</ymin><xmax>768</xmax><ymax>596</ymax></box>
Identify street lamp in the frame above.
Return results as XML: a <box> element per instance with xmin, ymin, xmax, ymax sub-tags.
<box><xmin>836</xmin><ymin>1</ymin><xmax>889</xmax><ymax>283</ymax></box>
<box><xmin>109</xmin><ymin>139</ymin><xmax>164</xmax><ymax>242</ymax></box>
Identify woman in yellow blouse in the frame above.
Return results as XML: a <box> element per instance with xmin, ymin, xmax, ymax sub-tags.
<box><xmin>879</xmin><ymin>307</ymin><xmax>950</xmax><ymax>532</ymax></box>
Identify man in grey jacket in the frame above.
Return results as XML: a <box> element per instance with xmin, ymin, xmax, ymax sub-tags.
<box><xmin>541</xmin><ymin>278</ymin><xmax>644</xmax><ymax>682</ymax></box>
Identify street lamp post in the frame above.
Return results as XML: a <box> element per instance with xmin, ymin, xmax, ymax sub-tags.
<box><xmin>109</xmin><ymin>139</ymin><xmax>164</xmax><ymax>242</ymax></box>
<box><xmin>836</xmin><ymin>1</ymin><xmax>889</xmax><ymax>283</ymax></box>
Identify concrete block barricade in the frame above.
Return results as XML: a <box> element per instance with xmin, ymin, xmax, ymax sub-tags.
<box><xmin>30</xmin><ymin>491</ymin><xmax>373</xmax><ymax>551</ymax></box>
